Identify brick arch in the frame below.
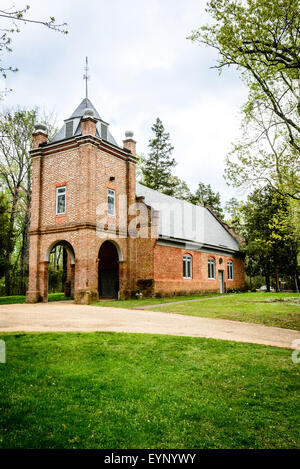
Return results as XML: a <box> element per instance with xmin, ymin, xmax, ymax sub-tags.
<box><xmin>183</xmin><ymin>251</ymin><xmax>193</xmax><ymax>257</ymax></box>
<box><xmin>45</xmin><ymin>240</ymin><xmax>75</xmax><ymax>265</ymax></box>
<box><xmin>97</xmin><ymin>238</ymin><xmax>124</xmax><ymax>262</ymax></box>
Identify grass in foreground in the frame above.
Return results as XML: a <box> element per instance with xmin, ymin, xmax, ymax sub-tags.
<box><xmin>151</xmin><ymin>292</ymin><xmax>300</xmax><ymax>330</ymax></box>
<box><xmin>0</xmin><ymin>293</ymin><xmax>71</xmax><ymax>305</ymax></box>
<box><xmin>0</xmin><ymin>332</ymin><xmax>299</xmax><ymax>449</ymax></box>
<box><xmin>92</xmin><ymin>293</ymin><xmax>221</xmax><ymax>309</ymax></box>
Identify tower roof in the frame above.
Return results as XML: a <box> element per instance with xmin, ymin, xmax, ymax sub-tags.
<box><xmin>69</xmin><ymin>97</ymin><xmax>102</xmax><ymax>120</ymax></box>
<box><xmin>50</xmin><ymin>97</ymin><xmax>118</xmax><ymax>146</ymax></box>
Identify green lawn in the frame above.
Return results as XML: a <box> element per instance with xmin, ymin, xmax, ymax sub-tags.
<box><xmin>92</xmin><ymin>292</ymin><xmax>221</xmax><ymax>309</ymax></box>
<box><xmin>0</xmin><ymin>332</ymin><xmax>298</xmax><ymax>449</ymax></box>
<box><xmin>0</xmin><ymin>293</ymin><xmax>71</xmax><ymax>305</ymax></box>
<box><xmin>148</xmin><ymin>292</ymin><xmax>300</xmax><ymax>331</ymax></box>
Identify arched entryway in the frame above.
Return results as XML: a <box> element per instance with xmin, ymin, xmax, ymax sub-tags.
<box><xmin>45</xmin><ymin>240</ymin><xmax>75</xmax><ymax>301</ymax></box>
<box><xmin>98</xmin><ymin>241</ymin><xmax>120</xmax><ymax>299</ymax></box>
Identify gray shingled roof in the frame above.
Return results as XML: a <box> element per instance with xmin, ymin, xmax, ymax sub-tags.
<box><xmin>50</xmin><ymin>98</ymin><xmax>118</xmax><ymax>146</ymax></box>
<box><xmin>136</xmin><ymin>182</ymin><xmax>239</xmax><ymax>252</ymax></box>
<box><xmin>69</xmin><ymin>98</ymin><xmax>102</xmax><ymax>120</ymax></box>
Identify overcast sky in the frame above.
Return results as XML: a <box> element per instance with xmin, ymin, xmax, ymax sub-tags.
<box><xmin>1</xmin><ymin>0</ymin><xmax>248</xmax><ymax>204</ymax></box>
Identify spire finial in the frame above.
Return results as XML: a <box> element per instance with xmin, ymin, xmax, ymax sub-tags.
<box><xmin>83</xmin><ymin>56</ymin><xmax>90</xmax><ymax>99</ymax></box>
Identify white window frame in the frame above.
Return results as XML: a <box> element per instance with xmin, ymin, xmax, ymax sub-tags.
<box><xmin>56</xmin><ymin>186</ymin><xmax>66</xmax><ymax>215</ymax></box>
<box><xmin>107</xmin><ymin>188</ymin><xmax>116</xmax><ymax>217</ymax></box>
<box><xmin>183</xmin><ymin>254</ymin><xmax>192</xmax><ymax>279</ymax></box>
<box><xmin>208</xmin><ymin>258</ymin><xmax>216</xmax><ymax>280</ymax></box>
<box><xmin>227</xmin><ymin>261</ymin><xmax>234</xmax><ymax>280</ymax></box>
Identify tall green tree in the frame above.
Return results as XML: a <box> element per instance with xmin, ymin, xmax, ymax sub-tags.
<box><xmin>188</xmin><ymin>0</ymin><xmax>300</xmax><ymax>200</ymax></box>
<box><xmin>241</xmin><ymin>185</ymin><xmax>299</xmax><ymax>291</ymax></box>
<box><xmin>0</xmin><ymin>108</ymin><xmax>56</xmax><ymax>294</ymax></box>
<box><xmin>0</xmin><ymin>191</ymin><xmax>14</xmax><ymax>278</ymax></box>
<box><xmin>224</xmin><ymin>197</ymin><xmax>244</xmax><ymax>233</ymax></box>
<box><xmin>189</xmin><ymin>182</ymin><xmax>224</xmax><ymax>219</ymax></box>
<box><xmin>141</xmin><ymin>117</ymin><xmax>176</xmax><ymax>195</ymax></box>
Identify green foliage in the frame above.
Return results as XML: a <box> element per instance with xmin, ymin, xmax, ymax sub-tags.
<box><xmin>224</xmin><ymin>197</ymin><xmax>244</xmax><ymax>232</ymax></box>
<box><xmin>189</xmin><ymin>0</ymin><xmax>300</xmax><ymax>200</ymax></box>
<box><xmin>189</xmin><ymin>182</ymin><xmax>224</xmax><ymax>218</ymax></box>
<box><xmin>240</xmin><ymin>185</ymin><xmax>299</xmax><ymax>289</ymax></box>
<box><xmin>0</xmin><ymin>108</ymin><xmax>57</xmax><ymax>295</ymax></box>
<box><xmin>0</xmin><ymin>332</ymin><xmax>298</xmax><ymax>448</ymax></box>
<box><xmin>0</xmin><ymin>192</ymin><xmax>14</xmax><ymax>277</ymax></box>
<box><xmin>165</xmin><ymin>176</ymin><xmax>192</xmax><ymax>200</ymax></box>
<box><xmin>141</xmin><ymin>118</ymin><xmax>176</xmax><ymax>194</ymax></box>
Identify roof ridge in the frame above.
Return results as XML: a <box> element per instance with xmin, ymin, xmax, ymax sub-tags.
<box><xmin>136</xmin><ymin>182</ymin><xmax>205</xmax><ymax>210</ymax></box>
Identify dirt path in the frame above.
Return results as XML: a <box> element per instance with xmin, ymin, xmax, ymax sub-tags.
<box><xmin>0</xmin><ymin>301</ymin><xmax>299</xmax><ymax>349</ymax></box>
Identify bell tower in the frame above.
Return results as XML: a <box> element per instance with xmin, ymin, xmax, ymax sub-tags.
<box><xmin>26</xmin><ymin>96</ymin><xmax>138</xmax><ymax>304</ymax></box>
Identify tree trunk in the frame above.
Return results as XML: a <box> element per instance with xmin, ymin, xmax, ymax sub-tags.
<box><xmin>295</xmin><ymin>275</ymin><xmax>299</xmax><ymax>293</ymax></box>
<box><xmin>20</xmin><ymin>208</ymin><xmax>30</xmax><ymax>295</ymax></box>
<box><xmin>5</xmin><ymin>192</ymin><xmax>18</xmax><ymax>296</ymax></box>
<box><xmin>20</xmin><ymin>176</ymin><xmax>31</xmax><ymax>295</ymax></box>
<box><xmin>265</xmin><ymin>272</ymin><xmax>270</xmax><ymax>292</ymax></box>
<box><xmin>274</xmin><ymin>262</ymin><xmax>280</xmax><ymax>292</ymax></box>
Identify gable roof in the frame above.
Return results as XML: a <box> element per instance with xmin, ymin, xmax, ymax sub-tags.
<box><xmin>50</xmin><ymin>97</ymin><xmax>118</xmax><ymax>146</ymax></box>
<box><xmin>136</xmin><ymin>182</ymin><xmax>240</xmax><ymax>253</ymax></box>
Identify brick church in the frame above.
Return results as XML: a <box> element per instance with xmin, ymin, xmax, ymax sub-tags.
<box><xmin>26</xmin><ymin>97</ymin><xmax>245</xmax><ymax>304</ymax></box>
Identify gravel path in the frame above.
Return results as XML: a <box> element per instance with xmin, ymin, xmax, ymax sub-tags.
<box><xmin>0</xmin><ymin>301</ymin><xmax>299</xmax><ymax>349</ymax></box>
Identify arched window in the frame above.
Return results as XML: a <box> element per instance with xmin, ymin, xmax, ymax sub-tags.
<box><xmin>227</xmin><ymin>261</ymin><xmax>234</xmax><ymax>280</ymax></box>
<box><xmin>208</xmin><ymin>258</ymin><xmax>215</xmax><ymax>279</ymax></box>
<box><xmin>183</xmin><ymin>255</ymin><xmax>192</xmax><ymax>279</ymax></box>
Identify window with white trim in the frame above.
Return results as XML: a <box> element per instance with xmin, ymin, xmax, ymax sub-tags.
<box><xmin>183</xmin><ymin>254</ymin><xmax>192</xmax><ymax>279</ymax></box>
<box><xmin>208</xmin><ymin>258</ymin><xmax>216</xmax><ymax>279</ymax></box>
<box><xmin>107</xmin><ymin>188</ymin><xmax>115</xmax><ymax>216</ymax></box>
<box><xmin>56</xmin><ymin>186</ymin><xmax>66</xmax><ymax>215</ymax></box>
<box><xmin>227</xmin><ymin>261</ymin><xmax>234</xmax><ymax>280</ymax></box>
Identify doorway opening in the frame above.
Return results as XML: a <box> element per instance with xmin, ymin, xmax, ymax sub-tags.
<box><xmin>218</xmin><ymin>270</ymin><xmax>225</xmax><ymax>294</ymax></box>
<box><xmin>98</xmin><ymin>241</ymin><xmax>119</xmax><ymax>299</ymax></box>
<box><xmin>47</xmin><ymin>241</ymin><xmax>75</xmax><ymax>301</ymax></box>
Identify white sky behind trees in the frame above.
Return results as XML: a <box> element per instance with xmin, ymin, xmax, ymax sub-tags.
<box><xmin>0</xmin><ymin>0</ymin><xmax>248</xmax><ymax>204</ymax></box>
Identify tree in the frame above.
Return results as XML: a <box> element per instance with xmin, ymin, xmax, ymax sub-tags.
<box><xmin>166</xmin><ymin>176</ymin><xmax>192</xmax><ymax>201</ymax></box>
<box><xmin>189</xmin><ymin>182</ymin><xmax>224</xmax><ymax>218</ymax></box>
<box><xmin>224</xmin><ymin>197</ymin><xmax>244</xmax><ymax>233</ymax></box>
<box><xmin>0</xmin><ymin>5</ymin><xmax>67</xmax><ymax>80</ymax></box>
<box><xmin>241</xmin><ymin>185</ymin><xmax>299</xmax><ymax>291</ymax></box>
<box><xmin>0</xmin><ymin>108</ymin><xmax>56</xmax><ymax>294</ymax></box>
<box><xmin>141</xmin><ymin>117</ymin><xmax>176</xmax><ymax>195</ymax></box>
<box><xmin>0</xmin><ymin>191</ymin><xmax>14</xmax><ymax>278</ymax></box>
<box><xmin>188</xmin><ymin>0</ymin><xmax>300</xmax><ymax>200</ymax></box>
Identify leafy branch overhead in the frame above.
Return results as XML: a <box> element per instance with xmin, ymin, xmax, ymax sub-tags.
<box><xmin>0</xmin><ymin>5</ymin><xmax>68</xmax><ymax>79</ymax></box>
<box><xmin>188</xmin><ymin>0</ymin><xmax>300</xmax><ymax>200</ymax></box>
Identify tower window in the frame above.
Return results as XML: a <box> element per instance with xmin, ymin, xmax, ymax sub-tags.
<box><xmin>65</xmin><ymin>121</ymin><xmax>73</xmax><ymax>139</ymax></box>
<box><xmin>208</xmin><ymin>258</ymin><xmax>215</xmax><ymax>279</ymax></box>
<box><xmin>56</xmin><ymin>186</ymin><xmax>66</xmax><ymax>215</ymax></box>
<box><xmin>183</xmin><ymin>254</ymin><xmax>192</xmax><ymax>279</ymax></box>
<box><xmin>107</xmin><ymin>189</ymin><xmax>115</xmax><ymax>216</ymax></box>
<box><xmin>227</xmin><ymin>261</ymin><xmax>234</xmax><ymax>280</ymax></box>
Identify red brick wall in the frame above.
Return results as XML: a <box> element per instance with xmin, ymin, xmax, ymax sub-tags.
<box><xmin>27</xmin><ymin>135</ymin><xmax>139</xmax><ymax>303</ymax></box>
<box><xmin>26</xmin><ymin>129</ymin><xmax>245</xmax><ymax>303</ymax></box>
<box><xmin>153</xmin><ymin>244</ymin><xmax>245</xmax><ymax>296</ymax></box>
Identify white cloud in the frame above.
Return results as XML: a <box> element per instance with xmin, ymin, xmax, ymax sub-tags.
<box><xmin>1</xmin><ymin>0</ymin><xmax>248</xmax><ymax>203</ymax></box>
